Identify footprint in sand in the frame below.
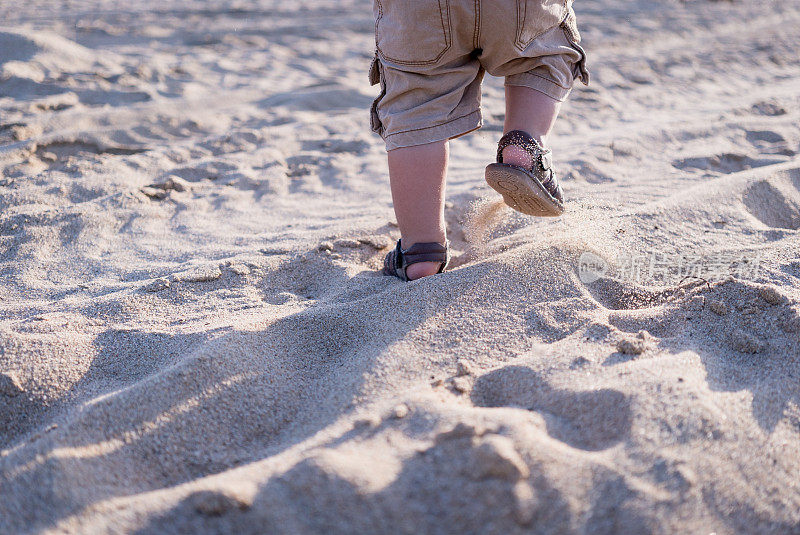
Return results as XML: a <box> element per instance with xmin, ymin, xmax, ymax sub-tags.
<box><xmin>750</xmin><ymin>100</ymin><xmax>788</xmax><ymax>117</ymax></box>
<box><xmin>745</xmin><ymin>130</ymin><xmax>796</xmax><ymax>157</ymax></box>
<box><xmin>471</xmin><ymin>366</ymin><xmax>632</xmax><ymax>451</ymax></box>
<box><xmin>582</xmin><ymin>277</ymin><xmax>674</xmax><ymax>311</ymax></box>
<box><xmin>672</xmin><ymin>152</ymin><xmax>764</xmax><ymax>174</ymax></box>
<box><xmin>258</xmin><ymin>84</ymin><xmax>374</xmax><ymax>113</ymax></box>
<box><xmin>36</xmin><ymin>140</ymin><xmax>146</xmax><ymax>160</ymax></box>
<box><xmin>742</xmin><ymin>168</ymin><xmax>800</xmax><ymax>230</ymax></box>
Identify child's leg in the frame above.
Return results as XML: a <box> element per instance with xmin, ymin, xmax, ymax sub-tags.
<box><xmin>388</xmin><ymin>140</ymin><xmax>448</xmax><ymax>280</ymax></box>
<box><xmin>501</xmin><ymin>85</ymin><xmax>561</xmax><ymax>168</ymax></box>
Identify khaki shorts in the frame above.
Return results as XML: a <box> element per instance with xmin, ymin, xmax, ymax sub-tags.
<box><xmin>369</xmin><ymin>0</ymin><xmax>589</xmax><ymax>150</ymax></box>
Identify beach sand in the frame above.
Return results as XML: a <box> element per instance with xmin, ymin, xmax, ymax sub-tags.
<box><xmin>1</xmin><ymin>0</ymin><xmax>800</xmax><ymax>533</ymax></box>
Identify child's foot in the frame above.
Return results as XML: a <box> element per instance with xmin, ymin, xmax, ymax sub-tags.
<box><xmin>485</xmin><ymin>130</ymin><xmax>564</xmax><ymax>217</ymax></box>
<box><xmin>383</xmin><ymin>240</ymin><xmax>449</xmax><ymax>281</ymax></box>
<box><xmin>501</xmin><ymin>144</ymin><xmax>535</xmax><ymax>170</ymax></box>
<box><xmin>406</xmin><ymin>262</ymin><xmax>443</xmax><ymax>280</ymax></box>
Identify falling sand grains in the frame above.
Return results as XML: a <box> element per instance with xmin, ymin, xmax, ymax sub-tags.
<box><xmin>463</xmin><ymin>198</ymin><xmax>508</xmax><ymax>252</ymax></box>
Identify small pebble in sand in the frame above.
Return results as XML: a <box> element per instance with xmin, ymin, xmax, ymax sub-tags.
<box><xmin>616</xmin><ymin>331</ymin><xmax>651</xmax><ymax>355</ymax></box>
<box><xmin>143</xmin><ymin>278</ymin><xmax>171</xmax><ymax>292</ymax></box>
<box><xmin>176</xmin><ymin>266</ymin><xmax>223</xmax><ymax>283</ymax></box>
<box><xmin>357</xmin><ymin>236</ymin><xmax>392</xmax><ymax>250</ymax></box>
<box><xmin>473</xmin><ymin>435</ymin><xmax>530</xmax><ymax>481</ymax></box>
<box><xmin>707</xmin><ymin>299</ymin><xmax>728</xmax><ymax>316</ymax></box>
<box><xmin>224</xmin><ymin>262</ymin><xmax>251</xmax><ymax>276</ymax></box>
<box><xmin>158</xmin><ymin>175</ymin><xmax>191</xmax><ymax>192</ymax></box>
<box><xmin>333</xmin><ymin>238</ymin><xmax>361</xmax><ymax>248</ymax></box>
<box><xmin>759</xmin><ymin>285</ymin><xmax>783</xmax><ymax>305</ymax></box>
<box><xmin>188</xmin><ymin>489</ymin><xmax>250</xmax><ymax>516</ymax></box>
<box><xmin>730</xmin><ymin>329</ymin><xmax>764</xmax><ymax>354</ymax></box>
<box><xmin>393</xmin><ymin>404</ymin><xmax>409</xmax><ymax>419</ymax></box>
<box><xmin>0</xmin><ymin>372</ymin><xmax>24</xmax><ymax>397</ymax></box>
<box><xmin>456</xmin><ymin>359</ymin><xmax>473</xmax><ymax>377</ymax></box>
<box><xmin>140</xmin><ymin>186</ymin><xmax>168</xmax><ymax>199</ymax></box>
<box><xmin>452</xmin><ymin>376</ymin><xmax>471</xmax><ymax>393</ymax></box>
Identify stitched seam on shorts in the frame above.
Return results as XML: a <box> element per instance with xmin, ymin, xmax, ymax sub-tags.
<box><xmin>561</xmin><ymin>9</ymin><xmax>580</xmax><ymax>43</ymax></box>
<box><xmin>384</xmin><ymin>110</ymin><xmax>480</xmax><ymax>137</ymax></box>
<box><xmin>561</xmin><ymin>19</ymin><xmax>581</xmax><ymax>48</ymax></box>
<box><xmin>376</xmin><ymin>0</ymin><xmax>452</xmax><ymax>66</ymax></box>
<box><xmin>560</xmin><ymin>21</ymin><xmax>589</xmax><ymax>85</ymax></box>
<box><xmin>514</xmin><ymin>0</ymin><xmax>570</xmax><ymax>51</ymax></box>
<box><xmin>506</xmin><ymin>71</ymin><xmax>571</xmax><ymax>91</ymax></box>
<box><xmin>374</xmin><ymin>1</ymin><xmax>382</xmax><ymax>53</ymax></box>
<box><xmin>473</xmin><ymin>0</ymin><xmax>480</xmax><ymax>50</ymax></box>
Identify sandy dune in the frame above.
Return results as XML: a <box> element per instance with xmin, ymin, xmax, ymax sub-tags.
<box><xmin>2</xmin><ymin>0</ymin><xmax>800</xmax><ymax>533</ymax></box>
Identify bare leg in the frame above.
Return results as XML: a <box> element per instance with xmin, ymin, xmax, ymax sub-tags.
<box><xmin>387</xmin><ymin>140</ymin><xmax>448</xmax><ymax>280</ymax></box>
<box><xmin>502</xmin><ymin>85</ymin><xmax>562</xmax><ymax>167</ymax></box>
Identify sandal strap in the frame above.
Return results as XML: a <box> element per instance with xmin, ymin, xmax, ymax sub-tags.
<box><xmin>401</xmin><ymin>241</ymin><xmax>449</xmax><ymax>266</ymax></box>
<box><xmin>496</xmin><ymin>130</ymin><xmax>550</xmax><ymax>167</ymax></box>
<box><xmin>385</xmin><ymin>240</ymin><xmax>449</xmax><ymax>281</ymax></box>
<box><xmin>496</xmin><ymin>129</ymin><xmax>563</xmax><ymax>203</ymax></box>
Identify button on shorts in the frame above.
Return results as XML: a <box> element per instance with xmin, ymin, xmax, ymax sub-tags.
<box><xmin>369</xmin><ymin>0</ymin><xmax>589</xmax><ymax>150</ymax></box>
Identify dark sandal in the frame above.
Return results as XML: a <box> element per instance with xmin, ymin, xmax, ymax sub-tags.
<box><xmin>382</xmin><ymin>240</ymin><xmax>449</xmax><ymax>281</ymax></box>
<box><xmin>484</xmin><ymin>130</ymin><xmax>564</xmax><ymax>217</ymax></box>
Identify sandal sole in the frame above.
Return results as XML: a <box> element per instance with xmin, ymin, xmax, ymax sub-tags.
<box><xmin>485</xmin><ymin>163</ymin><xmax>564</xmax><ymax>217</ymax></box>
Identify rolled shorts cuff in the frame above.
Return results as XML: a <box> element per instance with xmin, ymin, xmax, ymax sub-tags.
<box><xmin>383</xmin><ymin>110</ymin><xmax>482</xmax><ymax>151</ymax></box>
<box><xmin>504</xmin><ymin>72</ymin><xmax>573</xmax><ymax>102</ymax></box>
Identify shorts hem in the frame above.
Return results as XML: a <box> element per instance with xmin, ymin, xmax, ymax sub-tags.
<box><xmin>383</xmin><ymin>110</ymin><xmax>483</xmax><ymax>150</ymax></box>
<box><xmin>504</xmin><ymin>72</ymin><xmax>572</xmax><ymax>102</ymax></box>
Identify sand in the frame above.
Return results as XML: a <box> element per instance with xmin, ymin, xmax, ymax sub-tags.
<box><xmin>1</xmin><ymin>0</ymin><xmax>800</xmax><ymax>533</ymax></box>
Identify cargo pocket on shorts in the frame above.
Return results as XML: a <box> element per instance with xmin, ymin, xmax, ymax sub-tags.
<box><xmin>369</xmin><ymin>52</ymin><xmax>386</xmax><ymax>135</ymax></box>
<box><xmin>560</xmin><ymin>11</ymin><xmax>589</xmax><ymax>86</ymax></box>
<box><xmin>375</xmin><ymin>0</ymin><xmax>451</xmax><ymax>65</ymax></box>
<box><xmin>515</xmin><ymin>0</ymin><xmax>569</xmax><ymax>51</ymax></box>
